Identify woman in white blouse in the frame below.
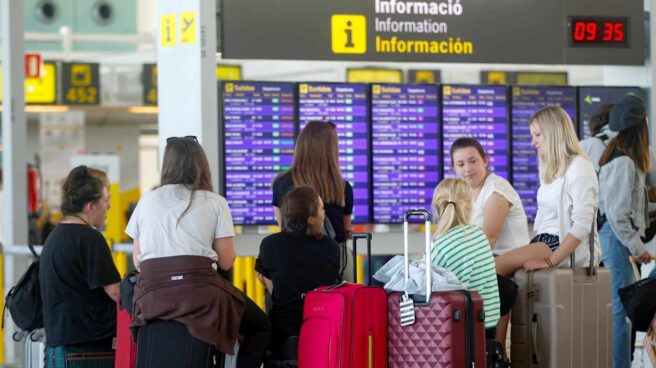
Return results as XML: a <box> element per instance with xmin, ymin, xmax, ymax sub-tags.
<box><xmin>495</xmin><ymin>106</ymin><xmax>601</xmax><ymax>275</ymax></box>
<box><xmin>451</xmin><ymin>137</ymin><xmax>529</xmax><ymax>363</ymax></box>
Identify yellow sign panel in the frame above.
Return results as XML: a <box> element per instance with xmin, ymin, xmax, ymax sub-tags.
<box><xmin>0</xmin><ymin>62</ymin><xmax>57</xmax><ymax>104</ymax></box>
<box><xmin>516</xmin><ymin>72</ymin><xmax>568</xmax><ymax>86</ymax></box>
<box><xmin>299</xmin><ymin>84</ymin><xmax>308</xmax><ymax>94</ymax></box>
<box><xmin>216</xmin><ymin>65</ymin><xmax>242</xmax><ymax>80</ymax></box>
<box><xmin>180</xmin><ymin>12</ymin><xmax>196</xmax><ymax>45</ymax></box>
<box><xmin>347</xmin><ymin>68</ymin><xmax>402</xmax><ymax>83</ymax></box>
<box><xmin>331</xmin><ymin>15</ymin><xmax>367</xmax><ymax>54</ymax></box>
<box><xmin>160</xmin><ymin>14</ymin><xmax>177</xmax><ymax>47</ymax></box>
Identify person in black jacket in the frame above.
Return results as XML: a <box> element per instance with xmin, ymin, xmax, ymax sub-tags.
<box><xmin>257</xmin><ymin>186</ymin><xmax>340</xmax><ymax>355</ymax></box>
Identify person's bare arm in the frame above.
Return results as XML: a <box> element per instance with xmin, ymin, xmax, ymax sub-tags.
<box><xmin>482</xmin><ymin>192</ymin><xmax>511</xmax><ymax>247</ymax></box>
<box><xmin>256</xmin><ymin>272</ymin><xmax>274</xmax><ymax>294</ymax></box>
<box><xmin>213</xmin><ymin>237</ymin><xmax>236</xmax><ymax>271</ymax></box>
<box><xmin>343</xmin><ymin>215</ymin><xmax>353</xmax><ymax>240</ymax></box>
<box><xmin>103</xmin><ymin>283</ymin><xmax>120</xmax><ymax>302</ymax></box>
<box><xmin>132</xmin><ymin>239</ymin><xmax>142</xmax><ymax>272</ymax></box>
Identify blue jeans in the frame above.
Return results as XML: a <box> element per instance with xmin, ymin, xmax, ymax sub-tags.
<box><xmin>599</xmin><ymin>222</ymin><xmax>636</xmax><ymax>368</ymax></box>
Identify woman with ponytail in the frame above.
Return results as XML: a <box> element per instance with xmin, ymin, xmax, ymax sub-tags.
<box><xmin>430</xmin><ymin>178</ymin><xmax>500</xmax><ymax>338</ymax></box>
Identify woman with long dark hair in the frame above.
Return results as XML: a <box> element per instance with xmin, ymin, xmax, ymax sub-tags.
<box><xmin>598</xmin><ymin>94</ymin><xmax>653</xmax><ymax>368</ymax></box>
<box><xmin>272</xmin><ymin>121</ymin><xmax>353</xmax><ymax>243</ymax></box>
<box><xmin>40</xmin><ymin>166</ymin><xmax>120</xmax><ymax>367</ymax></box>
<box><xmin>126</xmin><ymin>136</ymin><xmax>271</xmax><ymax>368</ymax></box>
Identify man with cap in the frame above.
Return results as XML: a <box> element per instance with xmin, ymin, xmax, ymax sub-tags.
<box><xmin>598</xmin><ymin>93</ymin><xmax>653</xmax><ymax>368</ymax></box>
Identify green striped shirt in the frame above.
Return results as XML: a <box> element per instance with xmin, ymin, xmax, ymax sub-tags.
<box><xmin>431</xmin><ymin>224</ymin><xmax>500</xmax><ymax>328</ymax></box>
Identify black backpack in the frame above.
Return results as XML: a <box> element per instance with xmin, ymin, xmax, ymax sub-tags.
<box><xmin>3</xmin><ymin>244</ymin><xmax>43</xmax><ymax>332</ymax></box>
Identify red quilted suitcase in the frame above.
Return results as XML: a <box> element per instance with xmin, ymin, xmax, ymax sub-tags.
<box><xmin>387</xmin><ymin>209</ymin><xmax>487</xmax><ymax>368</ymax></box>
<box><xmin>115</xmin><ymin>302</ymin><xmax>136</xmax><ymax>368</ymax></box>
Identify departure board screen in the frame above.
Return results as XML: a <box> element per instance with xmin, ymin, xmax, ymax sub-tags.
<box><xmin>578</xmin><ymin>87</ymin><xmax>641</xmax><ymax>139</ymax></box>
<box><xmin>511</xmin><ymin>86</ymin><xmax>576</xmax><ymax>222</ymax></box>
<box><xmin>371</xmin><ymin>84</ymin><xmax>440</xmax><ymax>223</ymax></box>
<box><xmin>442</xmin><ymin>85</ymin><xmax>509</xmax><ymax>179</ymax></box>
<box><xmin>298</xmin><ymin>83</ymin><xmax>370</xmax><ymax>223</ymax></box>
<box><xmin>222</xmin><ymin>82</ymin><xmax>295</xmax><ymax>225</ymax></box>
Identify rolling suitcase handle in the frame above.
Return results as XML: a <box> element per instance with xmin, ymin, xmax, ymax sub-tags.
<box><xmin>352</xmin><ymin>233</ymin><xmax>373</xmax><ymax>285</ymax></box>
<box><xmin>403</xmin><ymin>209</ymin><xmax>432</xmax><ymax>303</ymax></box>
<box><xmin>570</xmin><ymin>216</ymin><xmax>597</xmax><ymax>275</ymax></box>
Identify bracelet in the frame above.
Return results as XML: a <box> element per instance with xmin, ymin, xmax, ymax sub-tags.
<box><xmin>545</xmin><ymin>257</ymin><xmax>554</xmax><ymax>268</ymax></box>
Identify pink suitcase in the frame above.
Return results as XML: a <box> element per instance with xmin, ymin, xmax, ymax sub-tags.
<box><xmin>298</xmin><ymin>233</ymin><xmax>388</xmax><ymax>368</ymax></box>
<box><xmin>387</xmin><ymin>209</ymin><xmax>487</xmax><ymax>368</ymax></box>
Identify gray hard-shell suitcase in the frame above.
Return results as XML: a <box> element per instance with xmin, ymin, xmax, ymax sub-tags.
<box><xmin>510</xmin><ymin>225</ymin><xmax>612</xmax><ymax>368</ymax></box>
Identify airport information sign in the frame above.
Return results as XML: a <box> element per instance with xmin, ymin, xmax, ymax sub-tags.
<box><xmin>298</xmin><ymin>83</ymin><xmax>371</xmax><ymax>223</ymax></box>
<box><xmin>223</xmin><ymin>0</ymin><xmax>644</xmax><ymax>65</ymax></box>
<box><xmin>371</xmin><ymin>84</ymin><xmax>440</xmax><ymax>223</ymax></box>
<box><xmin>510</xmin><ymin>86</ymin><xmax>576</xmax><ymax>222</ymax></box>
<box><xmin>221</xmin><ymin>82</ymin><xmax>295</xmax><ymax>225</ymax></box>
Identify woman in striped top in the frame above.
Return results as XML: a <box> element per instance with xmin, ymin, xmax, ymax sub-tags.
<box><xmin>430</xmin><ymin>178</ymin><xmax>501</xmax><ymax>335</ymax></box>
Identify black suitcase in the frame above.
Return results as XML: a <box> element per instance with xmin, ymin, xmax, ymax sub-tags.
<box><xmin>135</xmin><ymin>320</ymin><xmax>225</xmax><ymax>368</ymax></box>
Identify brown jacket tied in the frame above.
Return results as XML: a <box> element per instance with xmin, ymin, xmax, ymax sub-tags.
<box><xmin>130</xmin><ymin>255</ymin><xmax>245</xmax><ymax>354</ymax></box>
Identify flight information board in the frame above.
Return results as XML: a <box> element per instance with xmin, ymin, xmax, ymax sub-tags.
<box><xmin>371</xmin><ymin>84</ymin><xmax>440</xmax><ymax>223</ymax></box>
<box><xmin>221</xmin><ymin>82</ymin><xmax>295</xmax><ymax>225</ymax></box>
<box><xmin>578</xmin><ymin>86</ymin><xmax>641</xmax><ymax>139</ymax></box>
<box><xmin>511</xmin><ymin>86</ymin><xmax>576</xmax><ymax>222</ymax></box>
<box><xmin>298</xmin><ymin>83</ymin><xmax>370</xmax><ymax>223</ymax></box>
<box><xmin>441</xmin><ymin>85</ymin><xmax>509</xmax><ymax>179</ymax></box>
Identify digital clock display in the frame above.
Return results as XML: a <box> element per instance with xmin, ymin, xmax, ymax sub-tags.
<box><xmin>569</xmin><ymin>16</ymin><xmax>629</xmax><ymax>48</ymax></box>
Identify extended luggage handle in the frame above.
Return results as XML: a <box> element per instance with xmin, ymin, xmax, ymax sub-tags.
<box><xmin>351</xmin><ymin>233</ymin><xmax>373</xmax><ymax>285</ymax></box>
<box><xmin>403</xmin><ymin>209</ymin><xmax>432</xmax><ymax>304</ymax></box>
<box><xmin>569</xmin><ymin>215</ymin><xmax>596</xmax><ymax>276</ymax></box>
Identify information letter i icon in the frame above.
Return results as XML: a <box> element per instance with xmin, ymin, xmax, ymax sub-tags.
<box><xmin>345</xmin><ymin>21</ymin><xmax>354</xmax><ymax>48</ymax></box>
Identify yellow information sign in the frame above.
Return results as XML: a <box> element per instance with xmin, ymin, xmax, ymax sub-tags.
<box><xmin>347</xmin><ymin>68</ymin><xmax>402</xmax><ymax>83</ymax></box>
<box><xmin>160</xmin><ymin>14</ymin><xmax>177</xmax><ymax>47</ymax></box>
<box><xmin>331</xmin><ymin>14</ymin><xmax>367</xmax><ymax>54</ymax></box>
<box><xmin>0</xmin><ymin>62</ymin><xmax>57</xmax><ymax>104</ymax></box>
<box><xmin>180</xmin><ymin>12</ymin><xmax>197</xmax><ymax>45</ymax></box>
<box><xmin>216</xmin><ymin>65</ymin><xmax>242</xmax><ymax>80</ymax></box>
<box><xmin>515</xmin><ymin>72</ymin><xmax>568</xmax><ymax>86</ymax></box>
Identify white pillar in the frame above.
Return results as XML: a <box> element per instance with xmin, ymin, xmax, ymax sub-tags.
<box><xmin>2</xmin><ymin>0</ymin><xmax>29</xmax><ymax>364</ymax></box>
<box><xmin>156</xmin><ymin>0</ymin><xmax>220</xmax><ymax>191</ymax></box>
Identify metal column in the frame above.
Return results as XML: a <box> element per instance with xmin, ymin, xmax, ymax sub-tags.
<box><xmin>2</xmin><ymin>0</ymin><xmax>29</xmax><ymax>364</ymax></box>
<box><xmin>156</xmin><ymin>0</ymin><xmax>220</xmax><ymax>191</ymax></box>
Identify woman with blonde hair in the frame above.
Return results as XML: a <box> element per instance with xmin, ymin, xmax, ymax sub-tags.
<box><xmin>495</xmin><ymin>106</ymin><xmax>600</xmax><ymax>275</ymax></box>
<box><xmin>430</xmin><ymin>178</ymin><xmax>500</xmax><ymax>338</ymax></box>
<box><xmin>273</xmin><ymin>121</ymin><xmax>353</xmax><ymax>243</ymax></box>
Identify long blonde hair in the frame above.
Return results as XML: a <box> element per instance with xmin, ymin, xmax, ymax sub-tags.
<box><xmin>290</xmin><ymin>121</ymin><xmax>345</xmax><ymax>206</ymax></box>
<box><xmin>431</xmin><ymin>178</ymin><xmax>473</xmax><ymax>238</ymax></box>
<box><xmin>530</xmin><ymin>106</ymin><xmax>587</xmax><ymax>184</ymax></box>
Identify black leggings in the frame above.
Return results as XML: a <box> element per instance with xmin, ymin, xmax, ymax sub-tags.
<box><xmin>238</xmin><ymin>293</ymin><xmax>272</xmax><ymax>368</ymax></box>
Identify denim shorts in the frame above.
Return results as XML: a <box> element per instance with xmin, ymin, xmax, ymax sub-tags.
<box><xmin>530</xmin><ymin>233</ymin><xmax>559</xmax><ymax>251</ymax></box>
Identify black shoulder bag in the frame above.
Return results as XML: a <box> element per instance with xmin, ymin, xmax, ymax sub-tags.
<box><xmin>3</xmin><ymin>243</ymin><xmax>44</xmax><ymax>332</ymax></box>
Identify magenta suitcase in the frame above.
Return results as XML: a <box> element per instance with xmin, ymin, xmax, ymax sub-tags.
<box><xmin>387</xmin><ymin>209</ymin><xmax>487</xmax><ymax>368</ymax></box>
<box><xmin>298</xmin><ymin>233</ymin><xmax>388</xmax><ymax>368</ymax></box>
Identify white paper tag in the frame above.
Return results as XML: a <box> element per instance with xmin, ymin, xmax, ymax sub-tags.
<box><xmin>170</xmin><ymin>275</ymin><xmax>183</xmax><ymax>281</ymax></box>
<box><xmin>399</xmin><ymin>293</ymin><xmax>416</xmax><ymax>326</ymax></box>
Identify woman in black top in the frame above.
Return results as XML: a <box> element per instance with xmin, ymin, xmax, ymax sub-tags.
<box><xmin>40</xmin><ymin>166</ymin><xmax>120</xmax><ymax>367</ymax></box>
<box><xmin>257</xmin><ymin>186</ymin><xmax>340</xmax><ymax>351</ymax></box>
<box><xmin>272</xmin><ymin>120</ymin><xmax>354</xmax><ymax>243</ymax></box>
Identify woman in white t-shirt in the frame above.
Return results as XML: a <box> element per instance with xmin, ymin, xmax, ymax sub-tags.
<box><xmin>450</xmin><ymin>137</ymin><xmax>529</xmax><ymax>363</ymax></box>
<box><xmin>125</xmin><ymin>136</ymin><xmax>270</xmax><ymax>368</ymax></box>
<box><xmin>495</xmin><ymin>106</ymin><xmax>600</xmax><ymax>276</ymax></box>
<box><xmin>450</xmin><ymin>137</ymin><xmax>529</xmax><ymax>255</ymax></box>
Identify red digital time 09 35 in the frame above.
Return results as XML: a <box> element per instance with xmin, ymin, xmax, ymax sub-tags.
<box><xmin>568</xmin><ymin>16</ymin><xmax>629</xmax><ymax>48</ymax></box>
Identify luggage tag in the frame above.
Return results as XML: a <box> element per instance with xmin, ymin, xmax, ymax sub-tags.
<box><xmin>399</xmin><ymin>292</ymin><xmax>416</xmax><ymax>326</ymax></box>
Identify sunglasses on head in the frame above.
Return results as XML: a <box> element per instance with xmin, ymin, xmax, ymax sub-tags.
<box><xmin>166</xmin><ymin>136</ymin><xmax>198</xmax><ymax>144</ymax></box>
